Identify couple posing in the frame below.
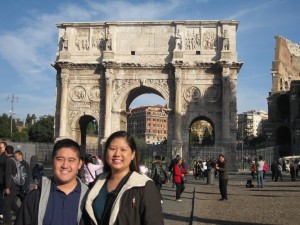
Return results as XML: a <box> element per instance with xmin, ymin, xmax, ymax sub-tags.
<box><xmin>15</xmin><ymin>131</ymin><xmax>164</xmax><ymax>225</ymax></box>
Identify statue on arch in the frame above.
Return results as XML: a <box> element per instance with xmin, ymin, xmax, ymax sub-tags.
<box><xmin>175</xmin><ymin>29</ymin><xmax>182</xmax><ymax>50</ymax></box>
<box><xmin>222</xmin><ymin>29</ymin><xmax>230</xmax><ymax>51</ymax></box>
<box><xmin>106</xmin><ymin>29</ymin><xmax>112</xmax><ymax>51</ymax></box>
<box><xmin>62</xmin><ymin>30</ymin><xmax>68</xmax><ymax>51</ymax></box>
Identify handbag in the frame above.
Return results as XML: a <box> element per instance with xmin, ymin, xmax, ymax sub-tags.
<box><xmin>182</xmin><ymin>175</ymin><xmax>187</xmax><ymax>183</ymax></box>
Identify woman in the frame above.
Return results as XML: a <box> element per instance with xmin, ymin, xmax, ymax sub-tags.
<box><xmin>84</xmin><ymin>131</ymin><xmax>164</xmax><ymax>225</ymax></box>
<box><xmin>173</xmin><ymin>157</ymin><xmax>188</xmax><ymax>202</ymax></box>
<box><xmin>83</xmin><ymin>154</ymin><xmax>103</xmax><ymax>186</ymax></box>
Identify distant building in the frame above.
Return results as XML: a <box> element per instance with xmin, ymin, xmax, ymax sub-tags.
<box><xmin>237</xmin><ymin>110</ymin><xmax>268</xmax><ymax>139</ymax></box>
<box><xmin>265</xmin><ymin>36</ymin><xmax>300</xmax><ymax>155</ymax></box>
<box><xmin>127</xmin><ymin>105</ymin><xmax>168</xmax><ymax>144</ymax></box>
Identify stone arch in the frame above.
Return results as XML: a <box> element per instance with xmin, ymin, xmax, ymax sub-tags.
<box><xmin>277</xmin><ymin>94</ymin><xmax>290</xmax><ymax>123</ymax></box>
<box><xmin>70</xmin><ymin>111</ymin><xmax>100</xmax><ymax>153</ymax></box>
<box><xmin>276</xmin><ymin>126</ymin><xmax>291</xmax><ymax>156</ymax></box>
<box><xmin>114</xmin><ymin>80</ymin><xmax>170</xmax><ymax>111</ymax></box>
<box><xmin>54</xmin><ymin>20</ymin><xmax>242</xmax><ymax>171</ymax></box>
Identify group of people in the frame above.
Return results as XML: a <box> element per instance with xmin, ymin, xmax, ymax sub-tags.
<box><xmin>1</xmin><ymin>131</ymin><xmax>164</xmax><ymax>225</ymax></box>
<box><xmin>0</xmin><ymin>142</ymin><xmax>30</xmax><ymax>225</ymax></box>
<box><xmin>1</xmin><ymin>131</ymin><xmax>233</xmax><ymax>225</ymax></box>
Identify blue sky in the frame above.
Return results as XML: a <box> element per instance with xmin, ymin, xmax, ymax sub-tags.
<box><xmin>0</xmin><ymin>0</ymin><xmax>299</xmax><ymax>120</ymax></box>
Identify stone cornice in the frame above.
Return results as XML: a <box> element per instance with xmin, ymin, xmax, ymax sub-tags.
<box><xmin>53</xmin><ymin>62</ymin><xmax>103</xmax><ymax>71</ymax></box>
<box><xmin>102</xmin><ymin>61</ymin><xmax>168</xmax><ymax>69</ymax></box>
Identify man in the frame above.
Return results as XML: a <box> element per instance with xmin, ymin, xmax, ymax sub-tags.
<box><xmin>15</xmin><ymin>138</ymin><xmax>89</xmax><ymax>225</ymax></box>
<box><xmin>13</xmin><ymin>150</ymin><xmax>30</xmax><ymax>202</ymax></box>
<box><xmin>0</xmin><ymin>141</ymin><xmax>8</xmax><ymax>220</ymax></box>
<box><xmin>215</xmin><ymin>154</ymin><xmax>228</xmax><ymax>201</ymax></box>
<box><xmin>3</xmin><ymin>145</ymin><xmax>19</xmax><ymax>225</ymax></box>
<box><xmin>256</xmin><ymin>156</ymin><xmax>264</xmax><ymax>188</ymax></box>
<box><xmin>151</xmin><ymin>155</ymin><xmax>167</xmax><ymax>203</ymax></box>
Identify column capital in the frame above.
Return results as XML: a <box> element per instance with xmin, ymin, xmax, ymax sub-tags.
<box><xmin>61</xmin><ymin>73</ymin><xmax>69</xmax><ymax>87</ymax></box>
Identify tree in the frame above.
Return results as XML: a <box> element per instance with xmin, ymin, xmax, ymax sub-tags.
<box><xmin>201</xmin><ymin>127</ymin><xmax>214</xmax><ymax>146</ymax></box>
<box><xmin>134</xmin><ymin>137</ymin><xmax>147</xmax><ymax>162</ymax></box>
<box><xmin>28</xmin><ymin>115</ymin><xmax>54</xmax><ymax>142</ymax></box>
<box><xmin>0</xmin><ymin>113</ymin><xmax>17</xmax><ymax>140</ymax></box>
<box><xmin>189</xmin><ymin>131</ymin><xmax>200</xmax><ymax>145</ymax></box>
<box><xmin>12</xmin><ymin>129</ymin><xmax>29</xmax><ymax>142</ymax></box>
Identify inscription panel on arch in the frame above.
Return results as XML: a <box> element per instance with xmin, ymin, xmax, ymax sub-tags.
<box><xmin>115</xmin><ymin>26</ymin><xmax>173</xmax><ymax>51</ymax></box>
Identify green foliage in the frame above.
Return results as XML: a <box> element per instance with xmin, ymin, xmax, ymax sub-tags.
<box><xmin>248</xmin><ymin>135</ymin><xmax>266</xmax><ymax>147</ymax></box>
<box><xmin>201</xmin><ymin>127</ymin><xmax>214</xmax><ymax>146</ymax></box>
<box><xmin>25</xmin><ymin>114</ymin><xmax>37</xmax><ymax>126</ymax></box>
<box><xmin>86</xmin><ymin>120</ymin><xmax>97</xmax><ymax>136</ymax></box>
<box><xmin>28</xmin><ymin>115</ymin><xmax>54</xmax><ymax>142</ymax></box>
<box><xmin>189</xmin><ymin>131</ymin><xmax>199</xmax><ymax>145</ymax></box>
<box><xmin>0</xmin><ymin>113</ymin><xmax>17</xmax><ymax>139</ymax></box>
<box><xmin>12</xmin><ymin>130</ymin><xmax>29</xmax><ymax>142</ymax></box>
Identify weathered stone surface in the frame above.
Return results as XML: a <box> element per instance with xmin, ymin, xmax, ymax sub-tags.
<box><xmin>53</xmin><ymin>20</ymin><xmax>242</xmax><ymax>167</ymax></box>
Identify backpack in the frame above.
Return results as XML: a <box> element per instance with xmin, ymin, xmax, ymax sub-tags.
<box><xmin>11</xmin><ymin>158</ymin><xmax>27</xmax><ymax>186</ymax></box>
<box><xmin>152</xmin><ymin>162</ymin><xmax>167</xmax><ymax>184</ymax></box>
<box><xmin>246</xmin><ymin>179</ymin><xmax>254</xmax><ymax>188</ymax></box>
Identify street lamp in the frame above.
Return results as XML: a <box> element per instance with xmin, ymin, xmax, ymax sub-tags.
<box><xmin>8</xmin><ymin>94</ymin><xmax>18</xmax><ymax>138</ymax></box>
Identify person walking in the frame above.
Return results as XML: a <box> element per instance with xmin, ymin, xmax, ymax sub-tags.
<box><xmin>256</xmin><ymin>156</ymin><xmax>264</xmax><ymax>188</ymax></box>
<box><xmin>169</xmin><ymin>154</ymin><xmax>180</xmax><ymax>187</ymax></box>
<box><xmin>263</xmin><ymin>160</ymin><xmax>268</xmax><ymax>181</ymax></box>
<box><xmin>0</xmin><ymin>141</ymin><xmax>8</xmax><ymax>220</ymax></box>
<box><xmin>173</xmin><ymin>157</ymin><xmax>188</xmax><ymax>202</ymax></box>
<box><xmin>15</xmin><ymin>139</ymin><xmax>89</xmax><ymax>225</ymax></box>
<box><xmin>3</xmin><ymin>145</ymin><xmax>20</xmax><ymax>225</ymax></box>
<box><xmin>151</xmin><ymin>155</ymin><xmax>167</xmax><ymax>203</ymax></box>
<box><xmin>13</xmin><ymin>150</ymin><xmax>30</xmax><ymax>202</ymax></box>
<box><xmin>215</xmin><ymin>154</ymin><xmax>228</xmax><ymax>201</ymax></box>
<box><xmin>84</xmin><ymin>131</ymin><xmax>164</xmax><ymax>225</ymax></box>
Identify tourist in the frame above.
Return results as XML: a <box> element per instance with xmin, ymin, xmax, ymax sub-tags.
<box><xmin>290</xmin><ymin>161</ymin><xmax>296</xmax><ymax>181</ymax></box>
<box><xmin>13</xmin><ymin>150</ymin><xmax>30</xmax><ymax>202</ymax></box>
<box><xmin>3</xmin><ymin>145</ymin><xmax>20</xmax><ymax>224</ymax></box>
<box><xmin>151</xmin><ymin>155</ymin><xmax>168</xmax><ymax>203</ymax></box>
<box><xmin>256</xmin><ymin>156</ymin><xmax>264</xmax><ymax>188</ymax></box>
<box><xmin>83</xmin><ymin>154</ymin><xmax>103</xmax><ymax>187</ymax></box>
<box><xmin>84</xmin><ymin>131</ymin><xmax>163</xmax><ymax>224</ymax></box>
<box><xmin>263</xmin><ymin>160</ymin><xmax>268</xmax><ymax>181</ymax></box>
<box><xmin>250</xmin><ymin>161</ymin><xmax>256</xmax><ymax>180</ymax></box>
<box><xmin>0</xmin><ymin>141</ymin><xmax>8</xmax><ymax>220</ymax></box>
<box><xmin>216</xmin><ymin>154</ymin><xmax>229</xmax><ymax>200</ymax></box>
<box><xmin>168</xmin><ymin>154</ymin><xmax>180</xmax><ymax>187</ymax></box>
<box><xmin>15</xmin><ymin>139</ymin><xmax>89</xmax><ymax>225</ymax></box>
<box><xmin>173</xmin><ymin>157</ymin><xmax>188</xmax><ymax>202</ymax></box>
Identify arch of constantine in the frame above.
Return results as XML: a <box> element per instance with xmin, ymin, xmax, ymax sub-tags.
<box><xmin>53</xmin><ymin>20</ymin><xmax>243</xmax><ymax>170</ymax></box>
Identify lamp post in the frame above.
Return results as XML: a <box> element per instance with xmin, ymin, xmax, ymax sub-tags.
<box><xmin>8</xmin><ymin>94</ymin><xmax>18</xmax><ymax>138</ymax></box>
<box><xmin>241</xmin><ymin>122</ymin><xmax>244</xmax><ymax>171</ymax></box>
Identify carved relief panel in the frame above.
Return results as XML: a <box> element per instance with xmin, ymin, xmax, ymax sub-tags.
<box><xmin>201</xmin><ymin>28</ymin><xmax>217</xmax><ymax>50</ymax></box>
<box><xmin>68</xmin><ymin>84</ymin><xmax>102</xmax><ymax>123</ymax></box>
<box><xmin>185</xmin><ymin>29</ymin><xmax>201</xmax><ymax>51</ymax></box>
<box><xmin>182</xmin><ymin>85</ymin><xmax>221</xmax><ymax>112</ymax></box>
<box><xmin>92</xmin><ymin>29</ymin><xmax>105</xmax><ymax>50</ymax></box>
<box><xmin>75</xmin><ymin>29</ymin><xmax>90</xmax><ymax>51</ymax></box>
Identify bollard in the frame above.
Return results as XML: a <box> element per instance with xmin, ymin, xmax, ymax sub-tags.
<box><xmin>207</xmin><ymin>169</ymin><xmax>215</xmax><ymax>184</ymax></box>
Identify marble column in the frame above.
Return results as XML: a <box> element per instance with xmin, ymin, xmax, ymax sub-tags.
<box><xmin>174</xmin><ymin>69</ymin><xmax>183</xmax><ymax>156</ymax></box>
<box><xmin>59</xmin><ymin>73</ymin><xmax>69</xmax><ymax>138</ymax></box>
<box><xmin>222</xmin><ymin>67</ymin><xmax>231</xmax><ymax>141</ymax></box>
<box><xmin>104</xmin><ymin>70</ymin><xmax>113</xmax><ymax>138</ymax></box>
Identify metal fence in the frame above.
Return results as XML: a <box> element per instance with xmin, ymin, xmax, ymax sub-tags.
<box><xmin>6</xmin><ymin>141</ymin><xmax>99</xmax><ymax>166</ymax></box>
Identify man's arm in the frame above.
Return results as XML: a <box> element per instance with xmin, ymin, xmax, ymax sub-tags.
<box><xmin>5</xmin><ymin>158</ymin><xmax>14</xmax><ymax>189</ymax></box>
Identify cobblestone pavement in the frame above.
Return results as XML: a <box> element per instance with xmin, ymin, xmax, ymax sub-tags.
<box><xmin>161</xmin><ymin>172</ymin><xmax>300</xmax><ymax>225</ymax></box>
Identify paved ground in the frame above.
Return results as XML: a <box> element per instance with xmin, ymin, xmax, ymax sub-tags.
<box><xmin>161</xmin><ymin>172</ymin><xmax>300</xmax><ymax>225</ymax></box>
